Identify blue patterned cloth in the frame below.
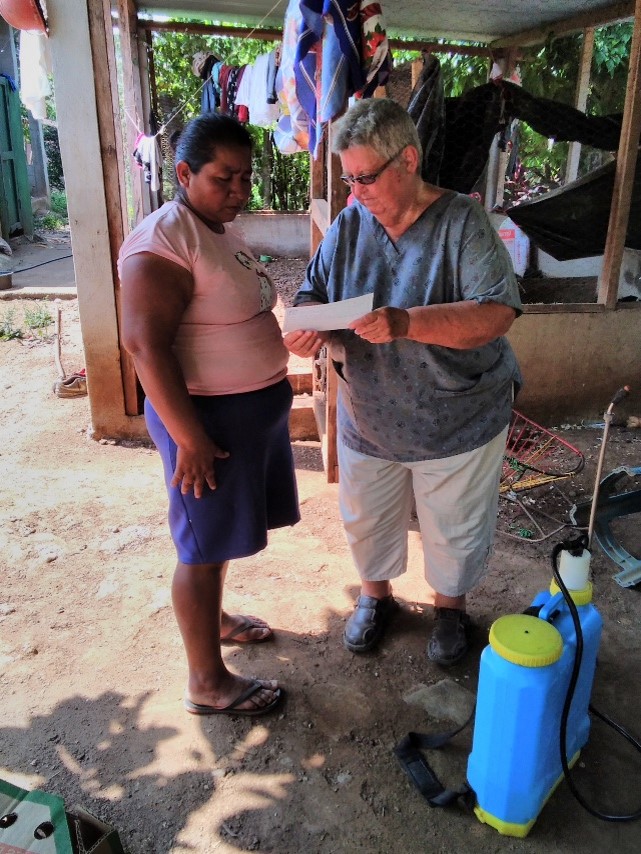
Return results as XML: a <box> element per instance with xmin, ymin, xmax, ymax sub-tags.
<box><xmin>294</xmin><ymin>0</ymin><xmax>390</xmax><ymax>156</ymax></box>
<box><xmin>295</xmin><ymin>192</ymin><xmax>523</xmax><ymax>461</ymax></box>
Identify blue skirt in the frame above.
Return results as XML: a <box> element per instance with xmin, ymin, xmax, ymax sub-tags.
<box><xmin>145</xmin><ymin>379</ymin><xmax>300</xmax><ymax>564</ymax></box>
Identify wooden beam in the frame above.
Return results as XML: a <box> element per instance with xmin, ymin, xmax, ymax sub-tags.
<box><xmin>94</xmin><ymin>0</ymin><xmax>139</xmax><ymax>416</ymax></box>
<box><xmin>310</xmin><ymin>138</ymin><xmax>327</xmax><ymax>252</ymax></box>
<box><xmin>47</xmin><ymin>0</ymin><xmax>133</xmax><ymax>437</ymax></box>
<box><xmin>137</xmin><ymin>19</ymin><xmax>282</xmax><ymax>40</ymax></box>
<box><xmin>134</xmin><ymin>18</ymin><xmax>498</xmax><ymax>57</ymax></box>
<box><xmin>565</xmin><ymin>28</ymin><xmax>595</xmax><ymax>184</ymax></box>
<box><xmin>494</xmin><ymin>50</ymin><xmax>518</xmax><ymax>209</ymax></box>
<box><xmin>321</xmin><ymin>123</ymin><xmax>350</xmax><ymax>484</ymax></box>
<box><xmin>388</xmin><ymin>39</ymin><xmax>494</xmax><ymax>57</ymax></box>
<box><xmin>117</xmin><ymin>0</ymin><xmax>149</xmax><ymax>223</ymax></box>
<box><xmin>310</xmin><ymin>198</ymin><xmax>328</xmax><ymax>239</ymax></box>
<box><xmin>308</xmin><ymin>140</ymin><xmax>328</xmax><ymax>459</ymax></box>
<box><xmin>491</xmin><ymin>1</ymin><xmax>634</xmax><ymax>48</ymax></box>
<box><xmin>522</xmin><ymin>303</ymin><xmax>607</xmax><ymax>315</ymax></box>
<box><xmin>598</xmin><ymin>0</ymin><xmax>641</xmax><ymax>307</ymax></box>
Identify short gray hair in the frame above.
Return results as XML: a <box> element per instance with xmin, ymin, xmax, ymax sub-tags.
<box><xmin>331</xmin><ymin>98</ymin><xmax>422</xmax><ymax>160</ymax></box>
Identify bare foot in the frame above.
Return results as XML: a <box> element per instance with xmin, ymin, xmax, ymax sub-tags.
<box><xmin>220</xmin><ymin>612</ymin><xmax>273</xmax><ymax>643</ymax></box>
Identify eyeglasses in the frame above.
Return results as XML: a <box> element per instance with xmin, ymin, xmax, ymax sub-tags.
<box><xmin>340</xmin><ymin>149</ymin><xmax>404</xmax><ymax>186</ymax></box>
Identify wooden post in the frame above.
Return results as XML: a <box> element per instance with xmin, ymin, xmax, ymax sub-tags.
<box><xmin>308</xmin><ymin>135</ymin><xmax>328</xmax><ymax>466</ymax></box>
<box><xmin>598</xmin><ymin>0</ymin><xmax>641</xmax><ymax>307</ymax></box>
<box><xmin>117</xmin><ymin>0</ymin><xmax>150</xmax><ymax>223</ymax></box>
<box><xmin>495</xmin><ymin>49</ymin><xmax>518</xmax><ymax>209</ymax></box>
<box><xmin>565</xmin><ymin>28</ymin><xmax>595</xmax><ymax>184</ymax></box>
<box><xmin>97</xmin><ymin>0</ymin><xmax>140</xmax><ymax>415</ymax></box>
<box><xmin>47</xmin><ymin>0</ymin><xmax>146</xmax><ymax>438</ymax></box>
<box><xmin>310</xmin><ymin>135</ymin><xmax>326</xmax><ymax>254</ymax></box>
<box><xmin>411</xmin><ymin>58</ymin><xmax>422</xmax><ymax>89</ymax></box>
<box><xmin>322</xmin><ymin>122</ymin><xmax>349</xmax><ymax>484</ymax></box>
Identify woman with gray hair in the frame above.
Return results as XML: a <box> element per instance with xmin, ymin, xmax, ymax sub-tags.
<box><xmin>285</xmin><ymin>98</ymin><xmax>522</xmax><ymax>667</ymax></box>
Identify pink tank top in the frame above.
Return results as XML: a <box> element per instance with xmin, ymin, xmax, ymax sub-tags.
<box><xmin>118</xmin><ymin>200</ymin><xmax>288</xmax><ymax>395</ymax></box>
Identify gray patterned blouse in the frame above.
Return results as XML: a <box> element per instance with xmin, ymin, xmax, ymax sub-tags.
<box><xmin>295</xmin><ymin>191</ymin><xmax>523</xmax><ymax>461</ymax></box>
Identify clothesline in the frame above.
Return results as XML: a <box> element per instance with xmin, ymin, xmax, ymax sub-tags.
<box><xmin>126</xmin><ymin>0</ymin><xmax>287</xmax><ymax>139</ymax></box>
<box><xmin>128</xmin><ymin>0</ymin><xmax>392</xmax><ymax>197</ymax></box>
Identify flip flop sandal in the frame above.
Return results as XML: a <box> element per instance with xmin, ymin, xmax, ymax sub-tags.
<box><xmin>220</xmin><ymin>615</ymin><xmax>274</xmax><ymax>644</ymax></box>
<box><xmin>184</xmin><ymin>681</ymin><xmax>284</xmax><ymax>717</ymax></box>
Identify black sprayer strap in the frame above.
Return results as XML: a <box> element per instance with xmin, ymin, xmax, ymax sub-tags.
<box><xmin>393</xmin><ymin>710</ymin><xmax>476</xmax><ymax>809</ymax></box>
<box><xmin>394</xmin><ymin>709</ymin><xmax>475</xmax><ymax>807</ymax></box>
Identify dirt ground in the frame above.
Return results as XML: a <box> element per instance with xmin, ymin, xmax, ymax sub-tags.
<box><xmin>1</xmin><ymin>256</ymin><xmax>641</xmax><ymax>854</ymax></box>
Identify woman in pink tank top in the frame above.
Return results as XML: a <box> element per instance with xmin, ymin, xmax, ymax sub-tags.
<box><xmin>119</xmin><ymin>114</ymin><xmax>299</xmax><ymax>718</ymax></box>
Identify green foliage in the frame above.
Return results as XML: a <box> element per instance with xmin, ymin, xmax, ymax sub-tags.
<box><xmin>23</xmin><ymin>304</ymin><xmax>53</xmax><ymax>331</ymax></box>
<box><xmin>589</xmin><ymin>23</ymin><xmax>633</xmax><ymax>114</ymax></box>
<box><xmin>438</xmin><ymin>51</ymin><xmax>489</xmax><ymax>96</ymax></box>
<box><xmin>593</xmin><ymin>23</ymin><xmax>632</xmax><ymax>80</ymax></box>
<box><xmin>20</xmin><ymin>103</ymin><xmax>32</xmax><ymax>144</ymax></box>
<box><xmin>503</xmin><ymin>22</ymin><xmax>633</xmax><ymax>197</ymax></box>
<box><xmin>0</xmin><ymin>308</ymin><xmax>22</xmax><ymax>341</ymax></box>
<box><xmin>35</xmin><ymin>18</ymin><xmax>634</xmax><ymax>215</ymax></box>
<box><xmin>271</xmin><ymin>147</ymin><xmax>310</xmax><ymax>211</ymax></box>
<box><xmin>35</xmin><ymin>211</ymin><xmax>66</xmax><ymax>231</ymax></box>
<box><xmin>1</xmin><ymin>303</ymin><xmax>54</xmax><ymax>341</ymax></box>
<box><xmin>50</xmin><ymin>190</ymin><xmax>68</xmax><ymax>218</ymax></box>
<box><xmin>151</xmin><ymin>25</ymin><xmax>310</xmax><ymax>210</ymax></box>
<box><xmin>43</xmin><ymin>124</ymin><xmax>65</xmax><ymax>191</ymax></box>
<box><xmin>520</xmin><ymin>35</ymin><xmax>581</xmax><ymax>103</ymax></box>
<box><xmin>33</xmin><ymin>190</ymin><xmax>68</xmax><ymax>232</ymax></box>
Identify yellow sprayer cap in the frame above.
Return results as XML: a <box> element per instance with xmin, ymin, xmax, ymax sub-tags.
<box><xmin>549</xmin><ymin>580</ymin><xmax>593</xmax><ymax>606</ymax></box>
<box><xmin>489</xmin><ymin>614</ymin><xmax>563</xmax><ymax>667</ymax></box>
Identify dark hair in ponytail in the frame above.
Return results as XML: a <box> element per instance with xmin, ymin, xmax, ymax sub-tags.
<box><xmin>173</xmin><ymin>112</ymin><xmax>252</xmax><ymax>174</ymax></box>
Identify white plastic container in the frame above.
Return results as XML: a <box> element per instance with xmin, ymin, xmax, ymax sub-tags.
<box><xmin>497</xmin><ymin>217</ymin><xmax>530</xmax><ymax>276</ymax></box>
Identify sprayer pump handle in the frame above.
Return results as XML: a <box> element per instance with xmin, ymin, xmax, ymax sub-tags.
<box><xmin>611</xmin><ymin>386</ymin><xmax>631</xmax><ymax>406</ymax></box>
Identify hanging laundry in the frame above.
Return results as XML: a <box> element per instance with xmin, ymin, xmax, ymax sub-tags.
<box><xmin>276</xmin><ymin>0</ymin><xmax>310</xmax><ymax>154</ymax></box>
<box><xmin>407</xmin><ymin>53</ymin><xmax>445</xmax><ymax>185</ymax></box>
<box><xmin>218</xmin><ymin>65</ymin><xmax>234</xmax><ymax>114</ymax></box>
<box><xmin>235</xmin><ymin>63</ymin><xmax>253</xmax><ymax>118</ymax></box>
<box><xmin>359</xmin><ymin>2</ymin><xmax>390</xmax><ymax>93</ymax></box>
<box><xmin>0</xmin><ymin>73</ymin><xmax>17</xmax><ymax>92</ymax></box>
<box><xmin>204</xmin><ymin>61</ymin><xmax>224</xmax><ymax>114</ymax></box>
<box><xmin>294</xmin><ymin>6</ymin><xmax>322</xmax><ymax>155</ymax></box>
<box><xmin>19</xmin><ymin>30</ymin><xmax>51</xmax><ymax>120</ymax></box>
<box><xmin>192</xmin><ymin>52</ymin><xmax>219</xmax><ymax>78</ymax></box>
<box><xmin>294</xmin><ymin>0</ymin><xmax>391</xmax><ymax>156</ymax></box>
<box><xmin>242</xmin><ymin>52</ymin><xmax>280</xmax><ymax>128</ymax></box>
<box><xmin>225</xmin><ymin>65</ymin><xmax>246</xmax><ymax>120</ymax></box>
<box><xmin>192</xmin><ymin>52</ymin><xmax>222</xmax><ymax>114</ymax></box>
<box><xmin>191</xmin><ymin>48</ymin><xmax>279</xmax><ymax>128</ymax></box>
<box><xmin>266</xmin><ymin>48</ymin><xmax>279</xmax><ymax>105</ymax></box>
<box><xmin>133</xmin><ymin>133</ymin><xmax>163</xmax><ymax>193</ymax></box>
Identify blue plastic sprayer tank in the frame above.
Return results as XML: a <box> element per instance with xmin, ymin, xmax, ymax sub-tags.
<box><xmin>466</xmin><ymin>585</ymin><xmax>602</xmax><ymax>837</ymax></box>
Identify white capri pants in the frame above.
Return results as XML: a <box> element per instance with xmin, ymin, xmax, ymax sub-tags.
<box><xmin>337</xmin><ymin>426</ymin><xmax>508</xmax><ymax>598</ymax></box>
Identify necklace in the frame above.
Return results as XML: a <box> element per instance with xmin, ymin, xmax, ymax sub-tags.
<box><xmin>176</xmin><ymin>190</ymin><xmax>225</xmax><ymax>234</ymax></box>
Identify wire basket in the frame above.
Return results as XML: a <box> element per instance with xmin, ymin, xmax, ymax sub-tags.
<box><xmin>501</xmin><ymin>410</ymin><xmax>585</xmax><ymax>494</ymax></box>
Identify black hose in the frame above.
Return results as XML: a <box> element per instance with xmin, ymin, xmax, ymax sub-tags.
<box><xmin>12</xmin><ymin>254</ymin><xmax>73</xmax><ymax>274</ymax></box>
<box><xmin>551</xmin><ymin>540</ymin><xmax>641</xmax><ymax>822</ymax></box>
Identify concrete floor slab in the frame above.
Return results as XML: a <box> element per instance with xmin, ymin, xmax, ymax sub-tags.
<box><xmin>0</xmin><ymin>234</ymin><xmax>76</xmax><ymax>300</ymax></box>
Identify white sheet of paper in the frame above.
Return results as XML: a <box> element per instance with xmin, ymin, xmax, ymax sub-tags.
<box><xmin>282</xmin><ymin>293</ymin><xmax>374</xmax><ymax>333</ymax></box>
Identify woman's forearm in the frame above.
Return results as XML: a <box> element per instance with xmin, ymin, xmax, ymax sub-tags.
<box><xmin>129</xmin><ymin>348</ymin><xmax>209</xmax><ymax>449</ymax></box>
<box><xmin>405</xmin><ymin>301</ymin><xmax>517</xmax><ymax>349</ymax></box>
